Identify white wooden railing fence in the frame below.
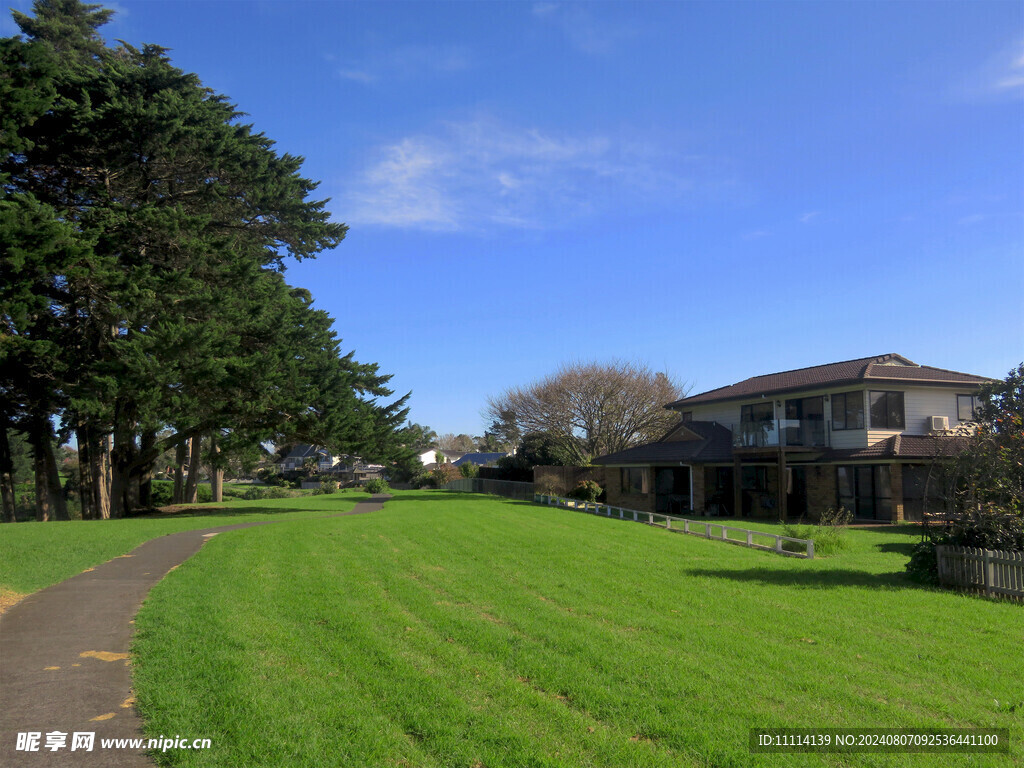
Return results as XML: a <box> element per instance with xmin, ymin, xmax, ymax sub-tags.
<box><xmin>535</xmin><ymin>494</ymin><xmax>815</xmax><ymax>559</ymax></box>
<box><xmin>936</xmin><ymin>545</ymin><xmax>1024</xmax><ymax>600</ymax></box>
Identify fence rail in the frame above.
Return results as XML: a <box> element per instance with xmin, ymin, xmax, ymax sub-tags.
<box><xmin>442</xmin><ymin>478</ymin><xmax>536</xmax><ymax>500</ymax></box>
<box><xmin>936</xmin><ymin>545</ymin><xmax>1024</xmax><ymax>600</ymax></box>
<box><xmin>535</xmin><ymin>494</ymin><xmax>814</xmax><ymax>559</ymax></box>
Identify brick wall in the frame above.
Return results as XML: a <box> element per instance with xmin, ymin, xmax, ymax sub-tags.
<box><xmin>889</xmin><ymin>463</ymin><xmax>904</xmax><ymax>522</ymax></box>
<box><xmin>805</xmin><ymin>464</ymin><xmax>836</xmax><ymax>522</ymax></box>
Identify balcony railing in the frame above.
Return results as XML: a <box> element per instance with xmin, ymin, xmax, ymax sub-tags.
<box><xmin>732</xmin><ymin>419</ymin><xmax>827</xmax><ymax>449</ymax></box>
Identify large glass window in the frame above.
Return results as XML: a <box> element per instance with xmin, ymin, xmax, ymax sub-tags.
<box><xmin>741</xmin><ymin>402</ymin><xmax>774</xmax><ymax>424</ymax></box>
<box><xmin>836</xmin><ymin>465</ymin><xmax>893</xmax><ymax>520</ymax></box>
<box><xmin>739</xmin><ymin>402</ymin><xmax>775</xmax><ymax>447</ymax></box>
<box><xmin>621</xmin><ymin>467</ymin><xmax>648</xmax><ymax>494</ymax></box>
<box><xmin>869</xmin><ymin>391</ymin><xmax>904</xmax><ymax>429</ymax></box>
<box><xmin>831</xmin><ymin>391</ymin><xmax>865</xmax><ymax>431</ymax></box>
<box><xmin>957</xmin><ymin>394</ymin><xmax>981</xmax><ymax>422</ymax></box>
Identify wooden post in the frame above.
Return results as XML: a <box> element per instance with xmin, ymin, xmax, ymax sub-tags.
<box><xmin>777</xmin><ymin>449</ymin><xmax>787</xmax><ymax>522</ymax></box>
<box><xmin>733</xmin><ymin>455</ymin><xmax>743</xmax><ymax>519</ymax></box>
<box><xmin>984</xmin><ymin>550</ymin><xmax>994</xmax><ymax>597</ymax></box>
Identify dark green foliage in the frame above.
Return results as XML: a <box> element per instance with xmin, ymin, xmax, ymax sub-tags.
<box><xmin>364</xmin><ymin>478</ymin><xmax>389</xmax><ymax>494</ymax></box>
<box><xmin>905</xmin><ymin>364</ymin><xmax>1024</xmax><ymax>582</ymax></box>
<box><xmin>1</xmin><ymin>1</ymin><xmax>412</xmax><ymax>518</ymax></box>
<box><xmin>458</xmin><ymin>462</ymin><xmax>480</xmax><ymax>479</ymax></box>
<box><xmin>569</xmin><ymin>480</ymin><xmax>602</xmax><ymax>502</ymax></box>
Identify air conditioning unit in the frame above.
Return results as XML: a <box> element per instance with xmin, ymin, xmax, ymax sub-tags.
<box><xmin>929</xmin><ymin>416</ymin><xmax>949</xmax><ymax>432</ymax></box>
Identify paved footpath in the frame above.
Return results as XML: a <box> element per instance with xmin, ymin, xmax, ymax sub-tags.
<box><xmin>0</xmin><ymin>495</ymin><xmax>389</xmax><ymax>767</ymax></box>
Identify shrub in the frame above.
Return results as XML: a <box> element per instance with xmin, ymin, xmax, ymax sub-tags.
<box><xmin>459</xmin><ymin>462</ymin><xmax>480</xmax><ymax>478</ymax></box>
<box><xmin>430</xmin><ymin>463</ymin><xmax>460</xmax><ymax>488</ymax></box>
<box><xmin>410</xmin><ymin>472</ymin><xmax>433</xmax><ymax>489</ymax></box>
<box><xmin>569</xmin><ymin>480</ymin><xmax>602</xmax><ymax>503</ymax></box>
<box><xmin>783</xmin><ymin>507</ymin><xmax>852</xmax><ymax>557</ymax></box>
<box><xmin>906</xmin><ymin>539</ymin><xmax>942</xmax><ymax>584</ymax></box>
<box><xmin>365</xmin><ymin>478</ymin><xmax>389</xmax><ymax>494</ymax></box>
<box><xmin>243</xmin><ymin>486</ymin><xmax>298</xmax><ymax>500</ymax></box>
<box><xmin>256</xmin><ymin>468</ymin><xmax>287</xmax><ymax>487</ymax></box>
<box><xmin>905</xmin><ymin>507</ymin><xmax>1024</xmax><ymax>584</ymax></box>
<box><xmin>319</xmin><ymin>480</ymin><xmax>340</xmax><ymax>495</ymax></box>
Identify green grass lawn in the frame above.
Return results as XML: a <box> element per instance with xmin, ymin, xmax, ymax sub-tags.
<box><xmin>130</xmin><ymin>490</ymin><xmax>1022</xmax><ymax>767</ymax></box>
<box><xmin>0</xmin><ymin>492</ymin><xmax>369</xmax><ymax>597</ymax></box>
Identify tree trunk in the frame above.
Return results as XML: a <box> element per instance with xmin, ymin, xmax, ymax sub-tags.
<box><xmin>173</xmin><ymin>439</ymin><xmax>186</xmax><ymax>504</ymax></box>
<box><xmin>77</xmin><ymin>426</ymin><xmax>94</xmax><ymax>519</ymax></box>
<box><xmin>42</xmin><ymin>437</ymin><xmax>68</xmax><ymax>520</ymax></box>
<box><xmin>34</xmin><ymin>446</ymin><xmax>51</xmax><ymax>521</ymax></box>
<box><xmin>209</xmin><ymin>433</ymin><xmax>223</xmax><ymax>503</ymax></box>
<box><xmin>88</xmin><ymin>430</ymin><xmax>111</xmax><ymax>520</ymax></box>
<box><xmin>184</xmin><ymin>435</ymin><xmax>201</xmax><ymax>503</ymax></box>
<box><xmin>27</xmin><ymin>420</ymin><xmax>65</xmax><ymax>521</ymax></box>
<box><xmin>138</xmin><ymin>430</ymin><xmax>156</xmax><ymax>508</ymax></box>
<box><xmin>0</xmin><ymin>424</ymin><xmax>17</xmax><ymax>523</ymax></box>
<box><xmin>109</xmin><ymin>403</ymin><xmax>137</xmax><ymax>519</ymax></box>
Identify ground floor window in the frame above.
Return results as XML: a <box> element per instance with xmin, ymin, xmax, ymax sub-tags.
<box><xmin>836</xmin><ymin>465</ymin><xmax>892</xmax><ymax>520</ymax></box>
<box><xmin>741</xmin><ymin>466</ymin><xmax>768</xmax><ymax>491</ymax></box>
<box><xmin>621</xmin><ymin>467</ymin><xmax>649</xmax><ymax>494</ymax></box>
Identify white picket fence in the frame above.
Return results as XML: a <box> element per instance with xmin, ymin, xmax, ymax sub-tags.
<box><xmin>535</xmin><ymin>494</ymin><xmax>814</xmax><ymax>559</ymax></box>
<box><xmin>935</xmin><ymin>545</ymin><xmax>1024</xmax><ymax>600</ymax></box>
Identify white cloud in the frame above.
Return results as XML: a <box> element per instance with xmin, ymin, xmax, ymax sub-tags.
<box><xmin>333</xmin><ymin>44</ymin><xmax>471</xmax><ymax>84</ymax></box>
<box><xmin>993</xmin><ymin>47</ymin><xmax>1024</xmax><ymax>92</ymax></box>
<box><xmin>799</xmin><ymin>211</ymin><xmax>820</xmax><ymax>224</ymax></box>
<box><xmin>531</xmin><ymin>3</ymin><xmax>638</xmax><ymax>56</ymax></box>
<box><xmin>342</xmin><ymin>118</ymin><xmax>704</xmax><ymax>232</ymax></box>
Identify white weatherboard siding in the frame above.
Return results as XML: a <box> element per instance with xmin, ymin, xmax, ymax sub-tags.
<box><xmin>687</xmin><ymin>403</ymin><xmax>748</xmax><ymax>430</ymax></box>
<box><xmin>903</xmin><ymin>387</ymin><xmax>966</xmax><ymax>434</ymax></box>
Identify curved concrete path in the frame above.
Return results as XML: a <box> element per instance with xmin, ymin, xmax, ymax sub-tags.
<box><xmin>0</xmin><ymin>495</ymin><xmax>389</xmax><ymax>766</ymax></box>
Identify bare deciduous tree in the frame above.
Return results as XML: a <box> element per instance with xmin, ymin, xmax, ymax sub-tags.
<box><xmin>486</xmin><ymin>361</ymin><xmax>688</xmax><ymax>464</ymax></box>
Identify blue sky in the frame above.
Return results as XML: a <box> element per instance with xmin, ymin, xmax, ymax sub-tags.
<box><xmin>6</xmin><ymin>1</ymin><xmax>1022</xmax><ymax>436</ymax></box>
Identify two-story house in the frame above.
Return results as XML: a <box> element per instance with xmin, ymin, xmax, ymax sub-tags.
<box><xmin>592</xmin><ymin>354</ymin><xmax>993</xmax><ymax>522</ymax></box>
<box><xmin>279</xmin><ymin>444</ymin><xmax>339</xmax><ymax>474</ymax></box>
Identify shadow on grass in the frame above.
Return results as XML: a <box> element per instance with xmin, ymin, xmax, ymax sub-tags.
<box><xmin>875</xmin><ymin>541</ymin><xmax>917</xmax><ymax>556</ymax></box>
<box><xmin>384</xmin><ymin>492</ymin><xmax>538</xmax><ymax>507</ymax></box>
<box><xmin>685</xmin><ymin>566</ymin><xmax>920</xmax><ymax>591</ymax></box>
<box><xmin>133</xmin><ymin>505</ymin><xmax>337</xmax><ymax>519</ymax></box>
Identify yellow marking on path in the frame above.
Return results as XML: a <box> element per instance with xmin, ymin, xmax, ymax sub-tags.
<box><xmin>117</xmin><ymin>554</ymin><xmax>134</xmax><ymax>559</ymax></box>
<box><xmin>90</xmin><ymin>713</ymin><xmax>116</xmax><ymax>722</ymax></box>
<box><xmin>121</xmin><ymin>694</ymin><xmax>136</xmax><ymax>709</ymax></box>
<box><xmin>80</xmin><ymin>650</ymin><xmax>130</xmax><ymax>662</ymax></box>
<box><xmin>72</xmin><ymin>663</ymin><xmax>81</xmax><ymax>667</ymax></box>
<box><xmin>83</xmin><ymin>567</ymin><xmax>96</xmax><ymax>573</ymax></box>
<box><xmin>44</xmin><ymin>666</ymin><xmax>60</xmax><ymax>670</ymax></box>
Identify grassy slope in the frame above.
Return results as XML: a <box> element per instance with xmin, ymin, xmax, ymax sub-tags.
<box><xmin>0</xmin><ymin>493</ymin><xmax>369</xmax><ymax>596</ymax></box>
<box><xmin>132</xmin><ymin>491</ymin><xmax>1022</xmax><ymax>768</ymax></box>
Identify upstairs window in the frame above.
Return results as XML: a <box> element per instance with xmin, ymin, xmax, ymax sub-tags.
<box><xmin>831</xmin><ymin>391</ymin><xmax>865</xmax><ymax>431</ymax></box>
<box><xmin>869</xmin><ymin>391</ymin><xmax>905</xmax><ymax>430</ymax></box>
<box><xmin>957</xmin><ymin>394</ymin><xmax>981</xmax><ymax>422</ymax></box>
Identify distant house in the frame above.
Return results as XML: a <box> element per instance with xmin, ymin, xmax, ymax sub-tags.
<box><xmin>336</xmin><ymin>460</ymin><xmax>385</xmax><ymax>485</ymax></box>
<box><xmin>453</xmin><ymin>452</ymin><xmax>507</xmax><ymax>467</ymax></box>
<box><xmin>279</xmin><ymin>444</ymin><xmax>338</xmax><ymax>473</ymax></box>
<box><xmin>592</xmin><ymin>354</ymin><xmax>992</xmax><ymax>523</ymax></box>
<box><xmin>418</xmin><ymin>449</ymin><xmax>465</xmax><ymax>467</ymax></box>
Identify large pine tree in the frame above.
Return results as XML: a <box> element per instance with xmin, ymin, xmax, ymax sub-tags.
<box><xmin>1</xmin><ymin>0</ymin><xmax>411</xmax><ymax>518</ymax></box>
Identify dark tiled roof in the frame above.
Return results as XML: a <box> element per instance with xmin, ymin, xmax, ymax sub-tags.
<box><xmin>823</xmin><ymin>434</ymin><xmax>972</xmax><ymax>461</ymax></box>
<box><xmin>453</xmin><ymin>452</ymin><xmax>507</xmax><ymax>466</ymax></box>
<box><xmin>592</xmin><ymin>421</ymin><xmax>733</xmax><ymax>465</ymax></box>
<box><xmin>669</xmin><ymin>354</ymin><xmax>991</xmax><ymax>407</ymax></box>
